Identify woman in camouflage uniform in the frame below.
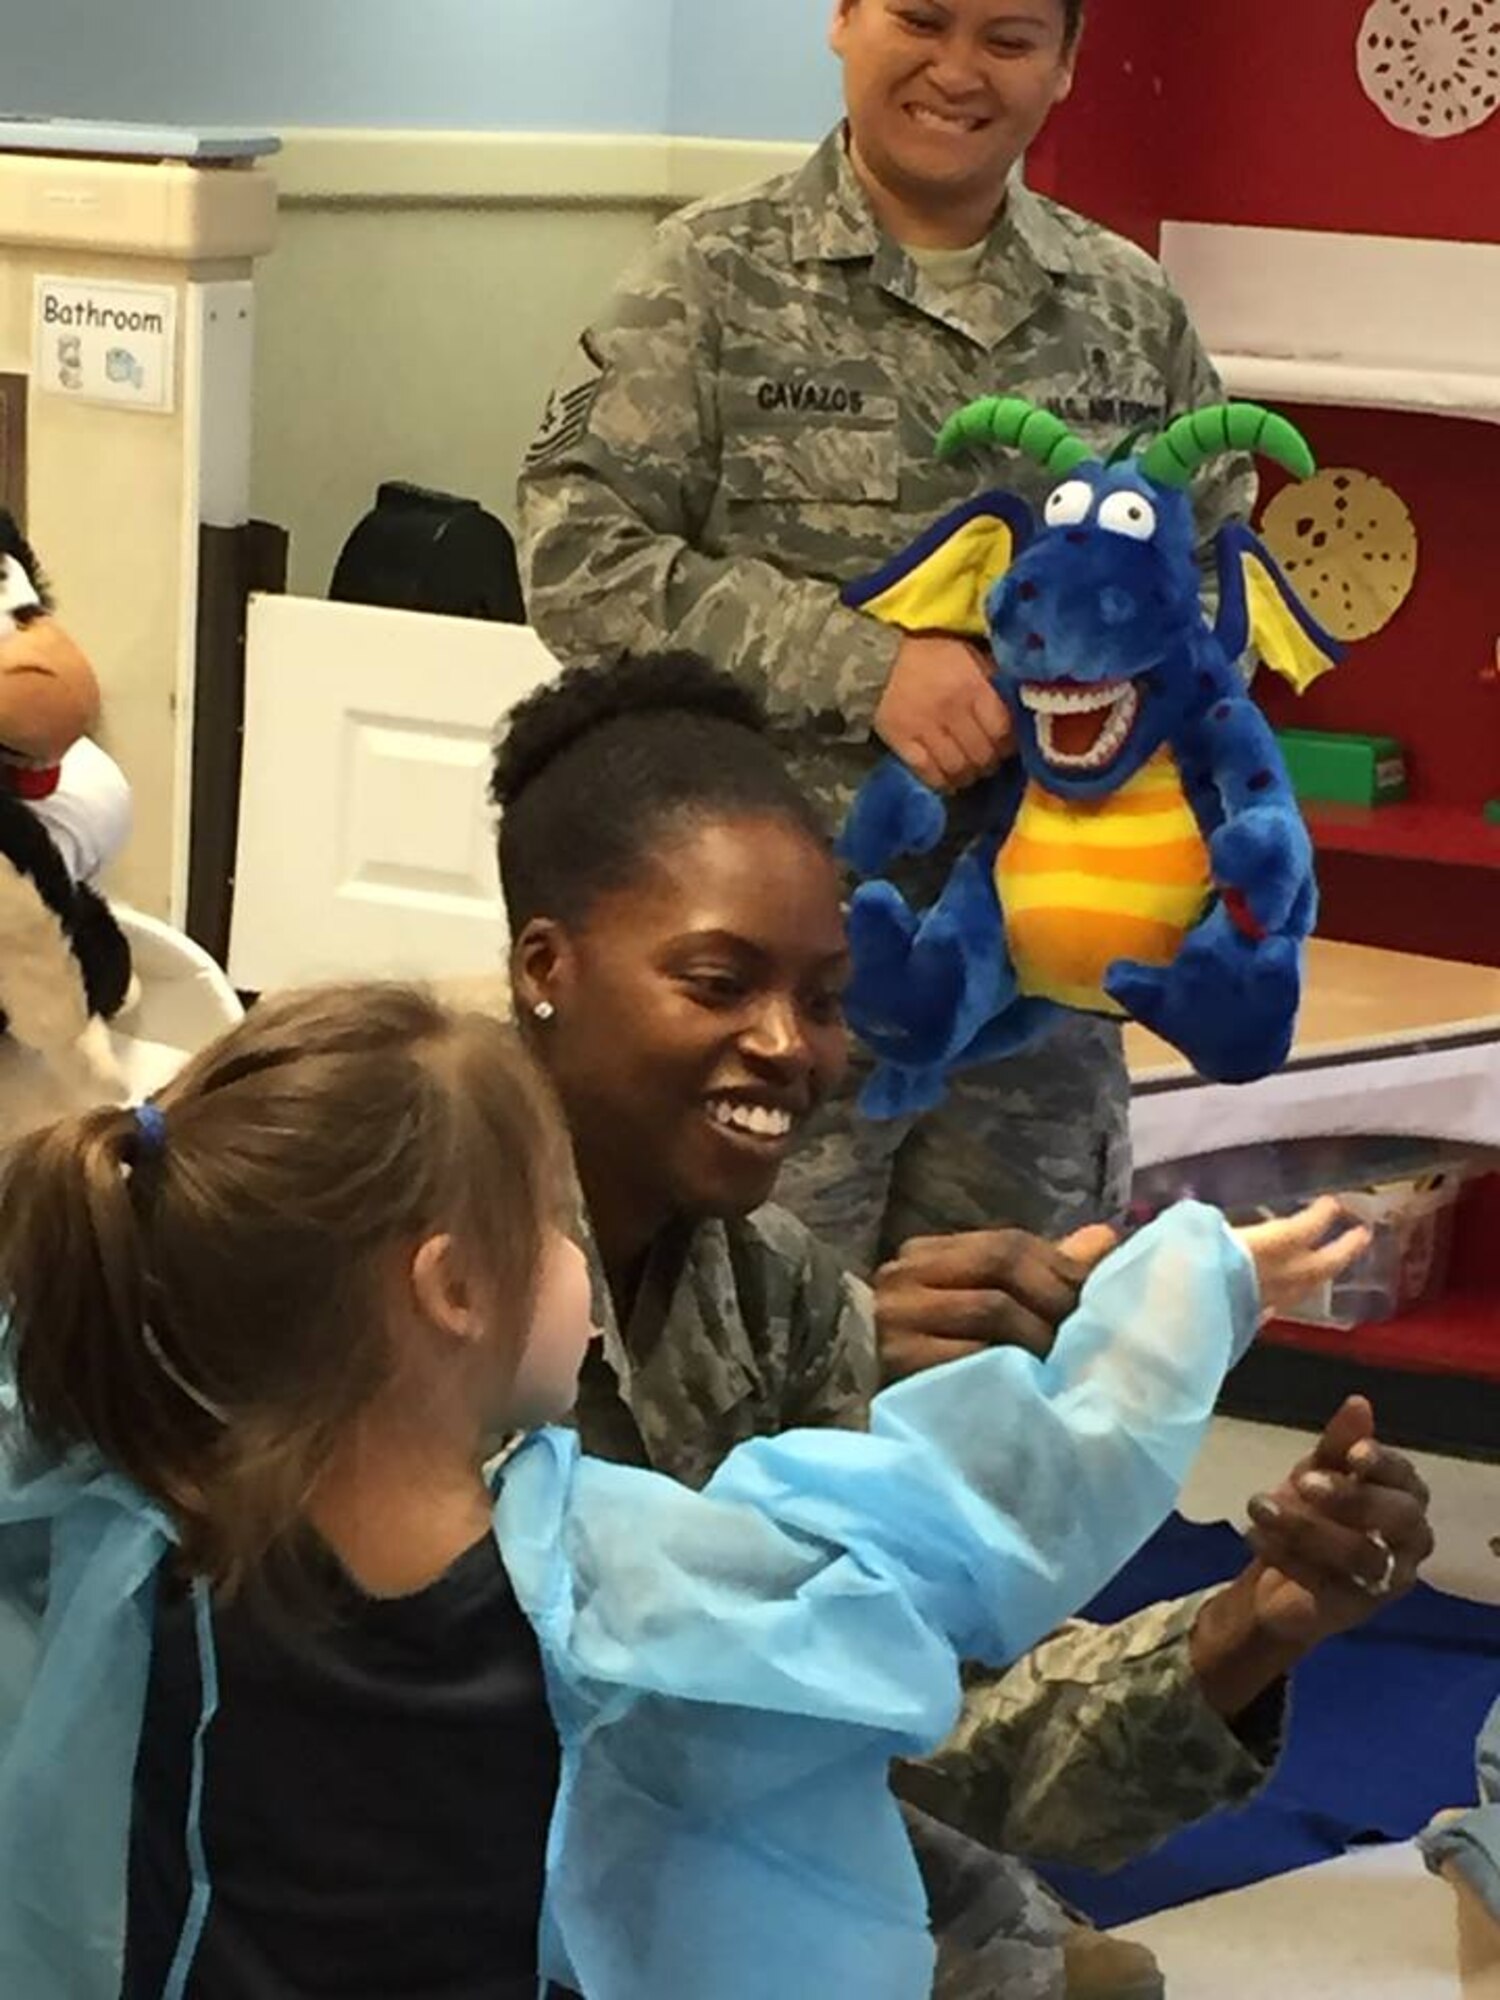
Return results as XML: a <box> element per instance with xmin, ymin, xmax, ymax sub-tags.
<box><xmin>518</xmin><ymin>0</ymin><xmax>1252</xmax><ymax>1279</ymax></box>
<box><xmin>490</xmin><ymin>652</ymin><xmax>1435</xmax><ymax>2000</ymax></box>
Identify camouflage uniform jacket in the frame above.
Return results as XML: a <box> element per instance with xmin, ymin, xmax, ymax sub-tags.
<box><xmin>518</xmin><ymin>128</ymin><xmax>1258</xmax><ymax>1197</ymax></box>
<box><xmin>570</xmin><ymin>1198</ymin><xmax>1280</xmax><ymax>1880</ymax></box>
<box><xmin>518</xmin><ymin>126</ymin><xmax>1254</xmax><ymax>772</ymax></box>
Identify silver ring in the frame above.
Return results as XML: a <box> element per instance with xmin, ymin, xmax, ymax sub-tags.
<box><xmin>1356</xmin><ymin>1529</ymin><xmax>1397</xmax><ymax>1599</ymax></box>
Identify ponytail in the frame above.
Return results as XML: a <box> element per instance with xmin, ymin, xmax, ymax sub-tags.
<box><xmin>0</xmin><ymin>1096</ymin><xmax>360</xmax><ymax>1597</ymax></box>
<box><xmin>2</xmin><ymin>1102</ymin><xmax>204</xmax><ymax>1492</ymax></box>
<box><xmin>0</xmin><ymin>983</ymin><xmax>561</xmax><ymax>1599</ymax></box>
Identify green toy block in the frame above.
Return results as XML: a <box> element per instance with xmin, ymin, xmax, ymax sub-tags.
<box><xmin>1486</xmin><ymin>800</ymin><xmax>1500</xmax><ymax>827</ymax></box>
<box><xmin>1274</xmin><ymin>728</ymin><xmax>1409</xmax><ymax>808</ymax></box>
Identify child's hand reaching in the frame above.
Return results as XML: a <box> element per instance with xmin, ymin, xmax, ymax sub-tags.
<box><xmin>1234</xmin><ymin>1196</ymin><xmax>1373</xmax><ymax>1319</ymax></box>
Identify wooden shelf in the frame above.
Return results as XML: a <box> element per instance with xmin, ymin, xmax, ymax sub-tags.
<box><xmin>1214</xmin><ymin>353</ymin><xmax>1500</xmax><ymax>426</ymax></box>
<box><xmin>1262</xmin><ymin>1291</ymin><xmax>1499</xmax><ymax>1384</ymax></box>
<box><xmin>1305</xmin><ymin>803</ymin><xmax>1500</xmax><ymax>870</ymax></box>
<box><xmin>1161</xmin><ymin>225</ymin><xmax>1500</xmax><ymax>428</ymax></box>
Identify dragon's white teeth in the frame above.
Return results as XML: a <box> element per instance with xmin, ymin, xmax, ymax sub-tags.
<box><xmin>1035</xmin><ymin>684</ymin><xmax>1141</xmax><ymax>772</ymax></box>
<box><xmin>1019</xmin><ymin>680</ymin><xmax>1127</xmax><ymax>717</ymax></box>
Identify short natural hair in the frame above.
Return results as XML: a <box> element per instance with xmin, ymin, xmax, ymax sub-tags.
<box><xmin>1065</xmin><ymin>0</ymin><xmax>1085</xmax><ymax>44</ymax></box>
<box><xmin>2</xmin><ymin>983</ymin><xmax>563</xmax><ymax>1597</ymax></box>
<box><xmin>492</xmin><ymin>652</ymin><xmax>827</xmax><ymax>932</ymax></box>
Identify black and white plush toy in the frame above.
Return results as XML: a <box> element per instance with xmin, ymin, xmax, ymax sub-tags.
<box><xmin>0</xmin><ymin>511</ymin><xmax>133</xmax><ymax>1117</ymax></box>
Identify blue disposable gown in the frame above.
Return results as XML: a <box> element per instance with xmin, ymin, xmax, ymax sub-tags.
<box><xmin>0</xmin><ymin>1203</ymin><xmax>1257</xmax><ymax>1998</ymax></box>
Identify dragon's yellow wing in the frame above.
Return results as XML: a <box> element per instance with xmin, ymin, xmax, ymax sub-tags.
<box><xmin>1217</xmin><ymin>526</ymin><xmax>1343</xmax><ymax>694</ymax></box>
<box><xmin>845</xmin><ymin>493</ymin><xmax>1032</xmax><ymax>637</ymax></box>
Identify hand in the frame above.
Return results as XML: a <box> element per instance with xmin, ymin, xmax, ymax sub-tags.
<box><xmin>1233</xmin><ymin>1196</ymin><xmax>1372</xmax><ymax>1318</ymax></box>
<box><xmin>1191</xmin><ymin>1396</ymin><xmax>1435</xmax><ymax>1717</ymax></box>
<box><xmin>875</xmin><ymin>1223</ymin><xmax>1118</xmax><ymax>1383</ymax></box>
<box><xmin>872</xmin><ymin>634</ymin><xmax>1014</xmax><ymax>791</ymax></box>
<box><xmin>1244</xmin><ymin>1394</ymin><xmax>1434</xmax><ymax>1648</ymax></box>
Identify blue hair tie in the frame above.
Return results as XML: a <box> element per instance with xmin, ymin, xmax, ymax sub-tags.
<box><xmin>133</xmin><ymin>1102</ymin><xmax>168</xmax><ymax>1157</ymax></box>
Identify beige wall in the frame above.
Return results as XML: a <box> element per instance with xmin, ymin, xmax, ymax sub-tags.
<box><xmin>0</xmin><ymin>146</ymin><xmax>273</xmax><ymax>919</ymax></box>
<box><xmin>0</xmin><ymin>247</ymin><xmax>196</xmax><ymax>913</ymax></box>
<box><xmin>0</xmin><ymin>136</ymin><xmax>811</xmax><ymax>922</ymax></box>
<box><xmin>253</xmin><ymin>132</ymin><xmax>812</xmax><ymax>597</ymax></box>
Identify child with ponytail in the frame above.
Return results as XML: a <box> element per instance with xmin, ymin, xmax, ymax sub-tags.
<box><xmin>0</xmin><ymin>982</ymin><xmax>1365</xmax><ymax>2000</ymax></box>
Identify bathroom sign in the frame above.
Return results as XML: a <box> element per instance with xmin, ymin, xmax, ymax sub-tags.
<box><xmin>33</xmin><ymin>277</ymin><xmax>177</xmax><ymax>413</ymax></box>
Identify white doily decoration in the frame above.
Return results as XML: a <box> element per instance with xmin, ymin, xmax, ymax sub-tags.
<box><xmin>1358</xmin><ymin>0</ymin><xmax>1500</xmax><ymax>138</ymax></box>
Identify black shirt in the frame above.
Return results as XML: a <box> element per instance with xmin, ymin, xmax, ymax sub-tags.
<box><xmin>123</xmin><ymin>1534</ymin><xmax>564</xmax><ymax>2000</ymax></box>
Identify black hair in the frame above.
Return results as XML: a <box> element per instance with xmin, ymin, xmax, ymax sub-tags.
<box><xmin>0</xmin><ymin>509</ymin><xmax>53</xmax><ymax>611</ymax></box>
<box><xmin>1064</xmin><ymin>0</ymin><xmax>1085</xmax><ymax>45</ymax></box>
<box><xmin>491</xmin><ymin>653</ymin><xmax>829</xmax><ymax>929</ymax></box>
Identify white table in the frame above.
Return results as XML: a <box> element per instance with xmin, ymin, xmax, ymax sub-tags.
<box><xmin>1125</xmin><ymin>940</ymin><xmax>1500</xmax><ymax>1170</ymax></box>
<box><xmin>1119</xmin><ymin>1841</ymin><xmax>1495</xmax><ymax>1999</ymax></box>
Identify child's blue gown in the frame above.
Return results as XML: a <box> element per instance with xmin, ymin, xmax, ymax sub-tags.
<box><xmin>0</xmin><ymin>1203</ymin><xmax>1257</xmax><ymax>1999</ymax></box>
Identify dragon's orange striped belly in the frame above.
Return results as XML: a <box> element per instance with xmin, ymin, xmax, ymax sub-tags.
<box><xmin>995</xmin><ymin>751</ymin><xmax>1213</xmax><ymax>1014</ymax></box>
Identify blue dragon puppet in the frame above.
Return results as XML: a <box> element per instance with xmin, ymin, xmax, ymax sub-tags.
<box><xmin>838</xmin><ymin>399</ymin><xmax>1342</xmax><ymax>1119</ymax></box>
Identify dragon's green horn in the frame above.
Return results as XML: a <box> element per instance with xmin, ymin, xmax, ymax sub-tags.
<box><xmin>1139</xmin><ymin>403</ymin><xmax>1316</xmax><ymax>489</ymax></box>
<box><xmin>937</xmin><ymin>396</ymin><xmax>1091</xmax><ymax>475</ymax></box>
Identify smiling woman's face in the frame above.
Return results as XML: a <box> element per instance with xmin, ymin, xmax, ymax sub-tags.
<box><xmin>831</xmin><ymin>0</ymin><xmax>1075</xmax><ymax>224</ymax></box>
<box><xmin>515</xmin><ymin>814</ymin><xmax>851</xmax><ymax>1242</ymax></box>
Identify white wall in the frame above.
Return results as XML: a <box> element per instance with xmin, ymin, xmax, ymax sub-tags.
<box><xmin>8</xmin><ymin>0</ymin><xmax>674</xmax><ymax>130</ymax></box>
<box><xmin>255</xmin><ymin>135</ymin><xmax>814</xmax><ymax>596</ymax></box>
<box><xmin>671</xmin><ymin>0</ymin><xmax>840</xmax><ymax>140</ymax></box>
<box><xmin>11</xmin><ymin>0</ymin><xmax>838</xmax><ymax>593</ymax></box>
<box><xmin>10</xmin><ymin>0</ymin><xmax>839</xmax><ymax>141</ymax></box>
<box><xmin>254</xmin><ymin>169</ymin><xmax>664</xmax><ymax>595</ymax></box>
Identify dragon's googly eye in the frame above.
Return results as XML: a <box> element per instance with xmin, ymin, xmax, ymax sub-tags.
<box><xmin>1043</xmin><ymin>480</ymin><xmax>1095</xmax><ymax>529</ymax></box>
<box><xmin>1096</xmin><ymin>492</ymin><xmax>1158</xmax><ymax>542</ymax></box>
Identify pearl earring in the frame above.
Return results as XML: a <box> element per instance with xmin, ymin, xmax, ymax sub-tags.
<box><xmin>532</xmin><ymin>1000</ymin><xmax>556</xmax><ymax>1024</ymax></box>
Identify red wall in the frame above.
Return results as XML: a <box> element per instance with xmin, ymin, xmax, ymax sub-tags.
<box><xmin>1034</xmin><ymin>0</ymin><xmax>1500</xmax><ymax>245</ymax></box>
<box><xmin>1030</xmin><ymin>5</ymin><xmax>1500</xmax><ymax>962</ymax></box>
<box><xmin>1161</xmin><ymin>3</ymin><xmax>1500</xmax><ymax>243</ymax></box>
<box><xmin>1027</xmin><ymin>0</ymin><xmax>1168</xmax><ymax>249</ymax></box>
<box><xmin>1255</xmin><ymin>406</ymin><xmax>1500</xmax><ymax>814</ymax></box>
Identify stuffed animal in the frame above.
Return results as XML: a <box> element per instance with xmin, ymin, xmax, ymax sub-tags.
<box><xmin>838</xmin><ymin>400</ymin><xmax>1342</xmax><ymax>1120</ymax></box>
<box><xmin>0</xmin><ymin>511</ymin><xmax>132</xmax><ymax>1113</ymax></box>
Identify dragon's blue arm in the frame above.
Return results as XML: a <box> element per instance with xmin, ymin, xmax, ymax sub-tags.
<box><xmin>1179</xmin><ymin>694</ymin><xmax>1315</xmax><ymax>938</ymax></box>
<box><xmin>836</xmin><ymin>756</ymin><xmax>948</xmax><ymax>876</ymax></box>
<box><xmin>836</xmin><ymin>750</ymin><xmax>1023</xmax><ymax>878</ymax></box>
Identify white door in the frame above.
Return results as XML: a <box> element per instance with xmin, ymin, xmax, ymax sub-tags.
<box><xmin>228</xmin><ymin>594</ymin><xmax>558</xmax><ymax>991</ymax></box>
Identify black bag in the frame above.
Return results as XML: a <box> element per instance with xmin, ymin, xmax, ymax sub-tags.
<box><xmin>330</xmin><ymin>482</ymin><xmax>526</xmax><ymax>624</ymax></box>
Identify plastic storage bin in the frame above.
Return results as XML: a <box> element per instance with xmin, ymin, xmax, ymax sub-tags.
<box><xmin>1130</xmin><ymin>1137</ymin><xmax>1477</xmax><ymax>1330</ymax></box>
<box><xmin>1262</xmin><ymin>1173</ymin><xmax>1462</xmax><ymax>1329</ymax></box>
